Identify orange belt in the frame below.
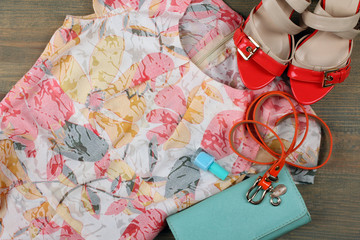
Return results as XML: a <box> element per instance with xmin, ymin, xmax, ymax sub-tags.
<box><xmin>229</xmin><ymin>91</ymin><xmax>333</xmax><ymax>204</ymax></box>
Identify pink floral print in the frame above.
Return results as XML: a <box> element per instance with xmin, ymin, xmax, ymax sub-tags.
<box><xmin>1</xmin><ymin>60</ymin><xmax>74</xmax><ymax>157</ymax></box>
<box><xmin>146</xmin><ymin>85</ymin><xmax>187</xmax><ymax>144</ymax></box>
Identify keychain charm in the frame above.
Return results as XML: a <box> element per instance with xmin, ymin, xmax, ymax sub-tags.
<box><xmin>270</xmin><ymin>184</ymin><xmax>287</xmax><ymax>206</ymax></box>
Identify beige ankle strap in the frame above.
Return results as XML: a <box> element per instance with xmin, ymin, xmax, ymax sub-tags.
<box><xmin>285</xmin><ymin>0</ymin><xmax>311</xmax><ymax>13</ymax></box>
<box><xmin>302</xmin><ymin>2</ymin><xmax>360</xmax><ymax>39</ymax></box>
<box><xmin>262</xmin><ymin>0</ymin><xmax>306</xmax><ymax>35</ymax></box>
<box><xmin>292</xmin><ymin>34</ymin><xmax>353</xmax><ymax>71</ymax></box>
<box><xmin>245</xmin><ymin>9</ymin><xmax>295</xmax><ymax>64</ymax></box>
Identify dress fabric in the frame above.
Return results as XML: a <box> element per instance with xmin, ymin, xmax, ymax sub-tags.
<box><xmin>0</xmin><ymin>0</ymin><xmax>321</xmax><ymax>239</ymax></box>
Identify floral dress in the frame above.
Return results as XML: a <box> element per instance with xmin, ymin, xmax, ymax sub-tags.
<box><xmin>0</xmin><ymin>0</ymin><xmax>321</xmax><ymax>239</ymax></box>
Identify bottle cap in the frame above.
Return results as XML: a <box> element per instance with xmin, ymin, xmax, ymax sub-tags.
<box><xmin>193</xmin><ymin>151</ymin><xmax>214</xmax><ymax>171</ymax></box>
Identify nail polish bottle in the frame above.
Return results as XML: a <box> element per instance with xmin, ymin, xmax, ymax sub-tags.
<box><xmin>193</xmin><ymin>148</ymin><xmax>229</xmax><ymax>180</ymax></box>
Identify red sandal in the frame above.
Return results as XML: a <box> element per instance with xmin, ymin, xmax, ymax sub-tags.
<box><xmin>288</xmin><ymin>0</ymin><xmax>360</xmax><ymax>104</ymax></box>
<box><xmin>233</xmin><ymin>0</ymin><xmax>311</xmax><ymax>90</ymax></box>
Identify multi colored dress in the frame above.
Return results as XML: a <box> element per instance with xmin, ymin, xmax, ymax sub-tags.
<box><xmin>0</xmin><ymin>0</ymin><xmax>321</xmax><ymax>239</ymax></box>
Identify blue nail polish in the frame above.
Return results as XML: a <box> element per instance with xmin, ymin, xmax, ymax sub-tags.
<box><xmin>193</xmin><ymin>148</ymin><xmax>229</xmax><ymax>180</ymax></box>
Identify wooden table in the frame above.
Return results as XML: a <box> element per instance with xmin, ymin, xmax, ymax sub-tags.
<box><xmin>0</xmin><ymin>1</ymin><xmax>359</xmax><ymax>239</ymax></box>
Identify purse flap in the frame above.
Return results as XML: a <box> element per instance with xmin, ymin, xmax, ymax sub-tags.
<box><xmin>166</xmin><ymin>169</ymin><xmax>311</xmax><ymax>240</ymax></box>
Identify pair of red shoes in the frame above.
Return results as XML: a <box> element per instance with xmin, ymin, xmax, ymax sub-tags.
<box><xmin>234</xmin><ymin>0</ymin><xmax>360</xmax><ymax>104</ymax></box>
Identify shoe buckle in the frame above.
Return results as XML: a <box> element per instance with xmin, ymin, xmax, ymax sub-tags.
<box><xmin>323</xmin><ymin>69</ymin><xmax>337</xmax><ymax>87</ymax></box>
<box><xmin>237</xmin><ymin>36</ymin><xmax>260</xmax><ymax>61</ymax></box>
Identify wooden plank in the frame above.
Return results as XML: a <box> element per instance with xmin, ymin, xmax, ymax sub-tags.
<box><xmin>0</xmin><ymin>0</ymin><xmax>94</xmax><ymax>93</ymax></box>
<box><xmin>0</xmin><ymin>0</ymin><xmax>359</xmax><ymax>239</ymax></box>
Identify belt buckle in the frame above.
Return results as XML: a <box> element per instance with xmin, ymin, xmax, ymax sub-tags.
<box><xmin>323</xmin><ymin>69</ymin><xmax>337</xmax><ymax>87</ymax></box>
<box><xmin>246</xmin><ymin>176</ymin><xmax>274</xmax><ymax>205</ymax></box>
<box><xmin>237</xmin><ymin>36</ymin><xmax>260</xmax><ymax>61</ymax></box>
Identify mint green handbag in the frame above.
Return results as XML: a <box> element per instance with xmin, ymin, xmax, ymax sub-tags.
<box><xmin>166</xmin><ymin>169</ymin><xmax>311</xmax><ymax>240</ymax></box>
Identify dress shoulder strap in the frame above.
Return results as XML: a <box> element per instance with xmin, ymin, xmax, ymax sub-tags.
<box><xmin>93</xmin><ymin>0</ymin><xmax>140</xmax><ymax>17</ymax></box>
<box><xmin>93</xmin><ymin>0</ymin><xmax>191</xmax><ymax>18</ymax></box>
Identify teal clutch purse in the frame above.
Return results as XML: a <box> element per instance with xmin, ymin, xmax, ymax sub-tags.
<box><xmin>166</xmin><ymin>169</ymin><xmax>311</xmax><ymax>240</ymax></box>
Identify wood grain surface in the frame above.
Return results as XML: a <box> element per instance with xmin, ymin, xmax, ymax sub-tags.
<box><xmin>0</xmin><ymin>0</ymin><xmax>359</xmax><ymax>239</ymax></box>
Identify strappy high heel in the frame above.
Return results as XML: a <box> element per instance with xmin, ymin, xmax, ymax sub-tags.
<box><xmin>233</xmin><ymin>0</ymin><xmax>311</xmax><ymax>90</ymax></box>
<box><xmin>288</xmin><ymin>0</ymin><xmax>360</xmax><ymax>104</ymax></box>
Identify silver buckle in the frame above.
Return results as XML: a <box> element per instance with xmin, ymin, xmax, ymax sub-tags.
<box><xmin>246</xmin><ymin>177</ymin><xmax>273</xmax><ymax>205</ymax></box>
<box><xmin>323</xmin><ymin>69</ymin><xmax>337</xmax><ymax>87</ymax></box>
<box><xmin>237</xmin><ymin>36</ymin><xmax>260</xmax><ymax>61</ymax></box>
